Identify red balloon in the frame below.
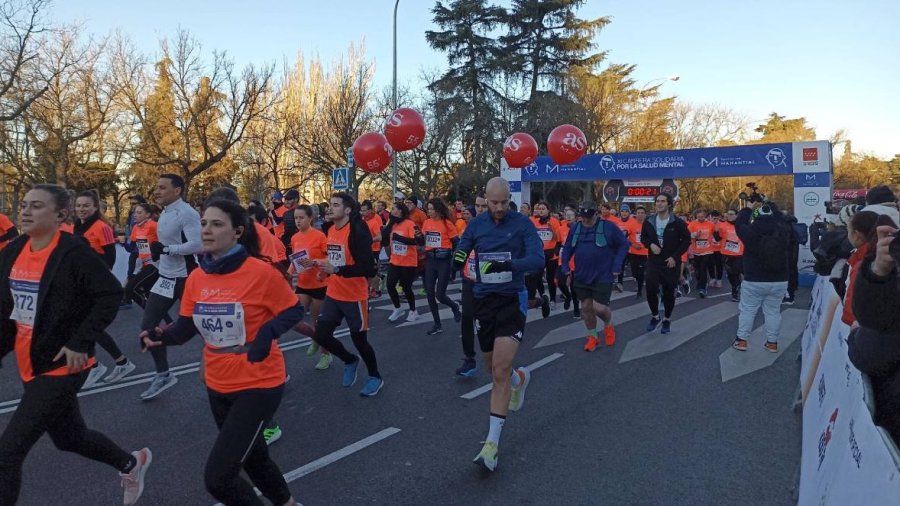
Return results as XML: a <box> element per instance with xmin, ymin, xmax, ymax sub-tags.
<box><xmin>353</xmin><ymin>132</ymin><xmax>393</xmax><ymax>174</ymax></box>
<box><xmin>384</xmin><ymin>108</ymin><xmax>426</xmax><ymax>152</ymax></box>
<box><xmin>547</xmin><ymin>124</ymin><xmax>587</xmax><ymax>165</ymax></box>
<box><xmin>502</xmin><ymin>132</ymin><xmax>539</xmax><ymax>168</ymax></box>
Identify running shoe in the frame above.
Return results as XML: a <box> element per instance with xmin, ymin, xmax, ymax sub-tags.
<box><xmin>388</xmin><ymin>308</ymin><xmax>405</xmax><ymax>322</ymax></box>
<box><xmin>473</xmin><ymin>441</ymin><xmax>499</xmax><ymax>471</ymax></box>
<box><xmin>764</xmin><ymin>341</ymin><xmax>778</xmax><ymax>353</ymax></box>
<box><xmin>455</xmin><ymin>358</ymin><xmax>477</xmax><ymax>377</ymax></box>
<box><xmin>584</xmin><ymin>335</ymin><xmax>600</xmax><ymax>352</ymax></box>
<box><xmin>660</xmin><ymin>320</ymin><xmax>671</xmax><ymax>334</ymax></box>
<box><xmin>406</xmin><ymin>309</ymin><xmax>419</xmax><ymax>322</ymax></box>
<box><xmin>541</xmin><ymin>294</ymin><xmax>550</xmax><ymax>318</ymax></box>
<box><xmin>426</xmin><ymin>324</ymin><xmax>443</xmax><ymax>336</ymax></box>
<box><xmin>104</xmin><ymin>360</ymin><xmax>137</xmax><ymax>384</ymax></box>
<box><xmin>573</xmin><ymin>307</ymin><xmax>581</xmax><ymax>319</ymax></box>
<box><xmin>315</xmin><ymin>353</ymin><xmax>333</xmax><ymax>370</ymax></box>
<box><xmin>306</xmin><ymin>341</ymin><xmax>320</xmax><ymax>357</ymax></box>
<box><xmin>563</xmin><ymin>296</ymin><xmax>571</xmax><ymax>310</ymax></box>
<box><xmin>731</xmin><ymin>292</ymin><xmax>739</xmax><ymax>302</ymax></box>
<box><xmin>508</xmin><ymin>368</ymin><xmax>531</xmax><ymax>412</ymax></box>
<box><xmin>782</xmin><ymin>295</ymin><xmax>794</xmax><ymax>305</ymax></box>
<box><xmin>675</xmin><ymin>289</ymin><xmax>683</xmax><ymax>299</ymax></box>
<box><xmin>646</xmin><ymin>316</ymin><xmax>661</xmax><ymax>332</ymax></box>
<box><xmin>121</xmin><ymin>448</ymin><xmax>152</xmax><ymax>506</ymax></box>
<box><xmin>342</xmin><ymin>360</ymin><xmax>360</xmax><ymax>387</ymax></box>
<box><xmin>264</xmin><ymin>425</ymin><xmax>282</xmax><ymax>445</ymax></box>
<box><xmin>604</xmin><ymin>325</ymin><xmax>616</xmax><ymax>346</ymax></box>
<box><xmin>680</xmin><ymin>280</ymin><xmax>692</xmax><ymax>296</ymax></box>
<box><xmin>83</xmin><ymin>362</ymin><xmax>108</xmax><ymax>389</ymax></box>
<box><xmin>699</xmin><ymin>289</ymin><xmax>706</xmax><ymax>298</ymax></box>
<box><xmin>636</xmin><ymin>290</ymin><xmax>643</xmax><ymax>299</ymax></box>
<box><xmin>360</xmin><ymin>376</ymin><xmax>384</xmax><ymax>397</ymax></box>
<box><xmin>732</xmin><ymin>337</ymin><xmax>748</xmax><ymax>351</ymax></box>
<box><xmin>140</xmin><ymin>373</ymin><xmax>178</xmax><ymax>400</ymax></box>
<box><xmin>452</xmin><ymin>306</ymin><xmax>462</xmax><ymax>323</ymax></box>
<box><xmin>614</xmin><ymin>282</ymin><xmax>624</xmax><ymax>293</ymax></box>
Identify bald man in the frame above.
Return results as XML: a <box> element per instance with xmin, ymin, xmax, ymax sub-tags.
<box><xmin>453</xmin><ymin>177</ymin><xmax>544</xmax><ymax>471</ymax></box>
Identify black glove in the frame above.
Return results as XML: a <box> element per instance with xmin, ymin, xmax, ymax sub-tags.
<box><xmin>481</xmin><ymin>260</ymin><xmax>513</xmax><ymax>274</ymax></box>
<box><xmin>149</xmin><ymin>241</ymin><xmax>166</xmax><ymax>262</ymax></box>
<box><xmin>247</xmin><ymin>328</ymin><xmax>275</xmax><ymax>363</ymax></box>
<box><xmin>392</xmin><ymin>232</ymin><xmax>404</xmax><ymax>242</ymax></box>
<box><xmin>453</xmin><ymin>250</ymin><xmax>468</xmax><ymax>269</ymax></box>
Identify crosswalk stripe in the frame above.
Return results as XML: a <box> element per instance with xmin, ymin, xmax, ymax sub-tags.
<box><xmin>718</xmin><ymin>308</ymin><xmax>808</xmax><ymax>382</ymax></box>
<box><xmin>460</xmin><ymin>352</ymin><xmax>565</xmax><ymax>400</ymax></box>
<box><xmin>619</xmin><ymin>302</ymin><xmax>739</xmax><ymax>363</ymax></box>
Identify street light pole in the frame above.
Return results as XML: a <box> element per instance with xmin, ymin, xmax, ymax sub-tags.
<box><xmin>391</xmin><ymin>0</ymin><xmax>400</xmax><ymax>199</ymax></box>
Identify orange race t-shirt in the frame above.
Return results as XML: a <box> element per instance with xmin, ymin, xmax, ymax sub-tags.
<box><xmin>364</xmin><ymin>215</ymin><xmax>382</xmax><ymax>253</ymax></box>
<box><xmin>255</xmin><ymin>222</ymin><xmax>287</xmax><ymax>263</ymax></box>
<box><xmin>130</xmin><ymin>219</ymin><xmax>159</xmax><ymax>267</ymax></box>
<box><xmin>625</xmin><ymin>219</ymin><xmax>648</xmax><ymax>256</ymax></box>
<box><xmin>422</xmin><ymin>218</ymin><xmax>457</xmax><ymax>251</ymax></box>
<box><xmin>289</xmin><ymin>227</ymin><xmax>328</xmax><ymax>290</ymax></box>
<box><xmin>325</xmin><ymin>221</ymin><xmax>369</xmax><ymax>301</ymax></box>
<box><xmin>688</xmin><ymin>220</ymin><xmax>716</xmax><ymax>255</ymax></box>
<box><xmin>11</xmin><ymin>231</ymin><xmax>95</xmax><ymax>382</ymax></box>
<box><xmin>409</xmin><ymin>207</ymin><xmax>427</xmax><ymax>229</ymax></box>
<box><xmin>716</xmin><ymin>221</ymin><xmax>744</xmax><ymax>257</ymax></box>
<box><xmin>389</xmin><ymin>219</ymin><xmax>419</xmax><ymax>267</ymax></box>
<box><xmin>0</xmin><ymin>212</ymin><xmax>14</xmax><ymax>250</ymax></box>
<box><xmin>180</xmin><ymin>257</ymin><xmax>297</xmax><ymax>394</ymax></box>
<box><xmin>272</xmin><ymin>206</ymin><xmax>288</xmax><ymax>239</ymax></box>
<box><xmin>59</xmin><ymin>223</ymin><xmax>74</xmax><ymax>234</ymax></box>
<box><xmin>455</xmin><ymin>219</ymin><xmax>467</xmax><ymax>237</ymax></box>
<box><xmin>530</xmin><ymin>216</ymin><xmax>561</xmax><ymax>253</ymax></box>
<box><xmin>80</xmin><ymin>219</ymin><xmax>115</xmax><ymax>256</ymax></box>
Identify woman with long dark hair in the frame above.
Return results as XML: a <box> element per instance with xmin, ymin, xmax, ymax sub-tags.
<box><xmin>421</xmin><ymin>198</ymin><xmax>462</xmax><ymax>335</ymax></box>
<box><xmin>383</xmin><ymin>202</ymin><xmax>423</xmax><ymax>323</ymax></box>
<box><xmin>0</xmin><ymin>184</ymin><xmax>151</xmax><ymax>505</ymax></box>
<box><xmin>142</xmin><ymin>199</ymin><xmax>304</xmax><ymax>505</ymax></box>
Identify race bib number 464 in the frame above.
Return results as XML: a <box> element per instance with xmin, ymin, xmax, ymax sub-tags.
<box><xmin>10</xmin><ymin>280</ymin><xmax>39</xmax><ymax>326</ymax></box>
<box><xmin>193</xmin><ymin>302</ymin><xmax>246</xmax><ymax>348</ymax></box>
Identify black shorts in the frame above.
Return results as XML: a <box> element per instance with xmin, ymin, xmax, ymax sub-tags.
<box><xmin>295</xmin><ymin>286</ymin><xmax>327</xmax><ymax>300</ymax></box>
<box><xmin>474</xmin><ymin>291</ymin><xmax>527</xmax><ymax>353</ymax></box>
<box><xmin>573</xmin><ymin>281</ymin><xmax>612</xmax><ymax>305</ymax></box>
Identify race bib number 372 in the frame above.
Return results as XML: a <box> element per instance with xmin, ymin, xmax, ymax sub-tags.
<box><xmin>10</xmin><ymin>280</ymin><xmax>39</xmax><ymax>326</ymax></box>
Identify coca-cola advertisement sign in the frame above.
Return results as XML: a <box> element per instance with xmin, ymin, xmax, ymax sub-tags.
<box><xmin>832</xmin><ymin>189</ymin><xmax>867</xmax><ymax>201</ymax></box>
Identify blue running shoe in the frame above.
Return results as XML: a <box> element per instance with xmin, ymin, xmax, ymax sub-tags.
<box><xmin>455</xmin><ymin>358</ymin><xmax>477</xmax><ymax>377</ymax></box>
<box><xmin>646</xmin><ymin>316</ymin><xmax>661</xmax><ymax>332</ymax></box>
<box><xmin>360</xmin><ymin>376</ymin><xmax>384</xmax><ymax>397</ymax></box>
<box><xmin>342</xmin><ymin>359</ymin><xmax>359</xmax><ymax>387</ymax></box>
<box><xmin>661</xmin><ymin>320</ymin><xmax>671</xmax><ymax>334</ymax></box>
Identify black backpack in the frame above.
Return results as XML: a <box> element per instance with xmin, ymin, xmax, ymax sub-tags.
<box><xmin>757</xmin><ymin>222</ymin><xmax>790</xmax><ymax>272</ymax></box>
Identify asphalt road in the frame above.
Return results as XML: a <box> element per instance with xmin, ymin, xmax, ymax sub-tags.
<box><xmin>0</xmin><ymin>274</ymin><xmax>807</xmax><ymax>506</ymax></box>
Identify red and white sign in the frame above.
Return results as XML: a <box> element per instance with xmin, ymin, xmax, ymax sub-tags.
<box><xmin>832</xmin><ymin>189</ymin><xmax>867</xmax><ymax>201</ymax></box>
<box><xmin>803</xmin><ymin>147</ymin><xmax>819</xmax><ymax>162</ymax></box>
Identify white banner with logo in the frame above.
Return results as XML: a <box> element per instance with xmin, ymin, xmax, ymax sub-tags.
<box><xmin>799</xmin><ymin>277</ymin><xmax>900</xmax><ymax>504</ymax></box>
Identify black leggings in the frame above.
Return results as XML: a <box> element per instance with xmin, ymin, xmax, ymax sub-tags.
<box><xmin>628</xmin><ymin>254</ymin><xmax>647</xmax><ymax>292</ymax></box>
<box><xmin>725</xmin><ymin>255</ymin><xmax>743</xmax><ymax>292</ymax></box>
<box><xmin>0</xmin><ymin>373</ymin><xmax>133</xmax><ymax>504</ymax></box>
<box><xmin>646</xmin><ymin>262</ymin><xmax>679</xmax><ymax>319</ymax></box>
<box><xmin>141</xmin><ymin>276</ymin><xmax>186</xmax><ymax>373</ymax></box>
<box><xmin>707</xmin><ymin>252</ymin><xmax>724</xmax><ymax>280</ymax></box>
<box><xmin>460</xmin><ymin>281</ymin><xmax>475</xmax><ymax>359</ymax></box>
<box><xmin>424</xmin><ymin>256</ymin><xmax>459</xmax><ymax>324</ymax></box>
<box><xmin>556</xmin><ymin>268</ymin><xmax>580</xmax><ymax>312</ymax></box>
<box><xmin>314</xmin><ymin>323</ymin><xmax>380</xmax><ymax>379</ymax></box>
<box><xmin>543</xmin><ymin>255</ymin><xmax>558</xmax><ymax>301</ymax></box>
<box><xmin>691</xmin><ymin>254</ymin><xmax>711</xmax><ymax>290</ymax></box>
<box><xmin>95</xmin><ymin>332</ymin><xmax>125</xmax><ymax>362</ymax></box>
<box><xmin>205</xmin><ymin>386</ymin><xmax>291</xmax><ymax>506</ymax></box>
<box><xmin>387</xmin><ymin>265</ymin><xmax>416</xmax><ymax>311</ymax></box>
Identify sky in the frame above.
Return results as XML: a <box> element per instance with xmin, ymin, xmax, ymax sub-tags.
<box><xmin>52</xmin><ymin>0</ymin><xmax>900</xmax><ymax>159</ymax></box>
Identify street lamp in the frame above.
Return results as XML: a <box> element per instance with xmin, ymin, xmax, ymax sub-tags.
<box><xmin>391</xmin><ymin>0</ymin><xmax>400</xmax><ymax>199</ymax></box>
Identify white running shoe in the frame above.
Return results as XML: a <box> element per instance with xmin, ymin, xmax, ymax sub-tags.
<box><xmin>121</xmin><ymin>448</ymin><xmax>152</xmax><ymax>506</ymax></box>
<box><xmin>103</xmin><ymin>361</ymin><xmax>137</xmax><ymax>384</ymax></box>
<box><xmin>406</xmin><ymin>309</ymin><xmax>419</xmax><ymax>322</ymax></box>
<box><xmin>83</xmin><ymin>362</ymin><xmax>108</xmax><ymax>389</ymax></box>
<box><xmin>140</xmin><ymin>373</ymin><xmax>178</xmax><ymax>401</ymax></box>
<box><xmin>388</xmin><ymin>308</ymin><xmax>405</xmax><ymax>322</ymax></box>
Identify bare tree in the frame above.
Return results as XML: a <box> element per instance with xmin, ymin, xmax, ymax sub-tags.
<box><xmin>0</xmin><ymin>0</ymin><xmax>49</xmax><ymax>122</ymax></box>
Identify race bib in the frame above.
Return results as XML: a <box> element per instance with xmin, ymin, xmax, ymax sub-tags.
<box><xmin>725</xmin><ymin>240</ymin><xmax>741</xmax><ymax>253</ymax></box>
<box><xmin>327</xmin><ymin>244</ymin><xmax>346</xmax><ymax>266</ymax></box>
<box><xmin>193</xmin><ymin>302</ymin><xmax>246</xmax><ymax>348</ymax></box>
<box><xmin>635</xmin><ymin>233</ymin><xmax>642</xmax><ymax>243</ymax></box>
<box><xmin>150</xmin><ymin>276</ymin><xmax>176</xmax><ymax>299</ymax></box>
<box><xmin>695</xmin><ymin>240</ymin><xmax>709</xmax><ymax>249</ymax></box>
<box><xmin>10</xmin><ymin>280</ymin><xmax>38</xmax><ymax>327</ymax></box>
<box><xmin>289</xmin><ymin>249</ymin><xmax>310</xmax><ymax>272</ymax></box>
<box><xmin>425</xmin><ymin>231</ymin><xmax>441</xmax><ymax>249</ymax></box>
<box><xmin>136</xmin><ymin>239</ymin><xmax>150</xmax><ymax>256</ymax></box>
<box><xmin>391</xmin><ymin>241</ymin><xmax>408</xmax><ymax>256</ymax></box>
<box><xmin>465</xmin><ymin>254</ymin><xmax>477</xmax><ymax>279</ymax></box>
<box><xmin>478</xmin><ymin>252</ymin><xmax>512</xmax><ymax>284</ymax></box>
<box><xmin>537</xmin><ymin>229</ymin><xmax>553</xmax><ymax>242</ymax></box>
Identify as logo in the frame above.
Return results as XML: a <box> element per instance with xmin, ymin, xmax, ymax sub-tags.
<box><xmin>504</xmin><ymin>137</ymin><xmax>522</xmax><ymax>152</ymax></box>
<box><xmin>562</xmin><ymin>132</ymin><xmax>586</xmax><ymax>151</ymax></box>
<box><xmin>387</xmin><ymin>111</ymin><xmax>404</xmax><ymax>128</ymax></box>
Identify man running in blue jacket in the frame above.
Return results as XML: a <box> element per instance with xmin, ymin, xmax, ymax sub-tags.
<box><xmin>454</xmin><ymin>177</ymin><xmax>544</xmax><ymax>472</ymax></box>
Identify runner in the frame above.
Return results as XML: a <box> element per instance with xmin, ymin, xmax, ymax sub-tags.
<box><xmin>641</xmin><ymin>194</ymin><xmax>691</xmax><ymax>334</ymax></box>
<box><xmin>707</xmin><ymin>210</ymin><xmax>725</xmax><ymax>289</ymax></box>
<box><xmin>687</xmin><ymin>209</ymin><xmax>716</xmax><ymax>298</ymax></box>
<box><xmin>277</xmin><ymin>189</ymin><xmax>300</xmax><ymax>252</ymax></box>
<box><xmin>0</xmin><ymin>210</ymin><xmax>19</xmax><ymax>249</ymax></box>
<box><xmin>141</xmin><ymin>199</ymin><xmax>302</xmax><ymax>506</ymax></box>
<box><xmin>611</xmin><ymin>204</ymin><xmax>633</xmax><ymax>292</ymax></box>
<box><xmin>290</xmin><ymin>204</ymin><xmax>332</xmax><ymax>371</ymax></box>
<box><xmin>560</xmin><ymin>201</ymin><xmax>629</xmax><ymax>351</ymax></box>
<box><xmin>454</xmin><ymin>177</ymin><xmax>544</xmax><ymax>471</ymax></box>
<box><xmin>384</xmin><ymin>202</ymin><xmax>422</xmax><ymax>323</ymax></box>
<box><xmin>248</xmin><ymin>204</ymin><xmax>288</xmax><ymax>267</ymax></box>
<box><xmin>405</xmin><ymin>195</ymin><xmax>427</xmax><ymax>229</ymax></box>
<box><xmin>558</xmin><ymin>207</ymin><xmax>581</xmax><ymax>318</ymax></box>
<box><xmin>717</xmin><ymin>209</ymin><xmax>744</xmax><ymax>302</ymax></box>
<box><xmin>139</xmin><ymin>173</ymin><xmax>203</xmax><ymax>400</ymax></box>
<box><xmin>422</xmin><ymin>198</ymin><xmax>462</xmax><ymax>335</ymax></box>
<box><xmin>530</xmin><ymin>201</ymin><xmax>562</xmax><ymax>306</ymax></box>
<box><xmin>455</xmin><ymin>196</ymin><xmax>487</xmax><ymax>377</ymax></box>
<box><xmin>269</xmin><ymin>190</ymin><xmax>286</xmax><ymax>238</ymax></box>
<box><xmin>519</xmin><ymin>202</ymin><xmax>531</xmax><ymax>217</ymax></box>
<box><xmin>73</xmin><ymin>190</ymin><xmax>136</xmax><ymax>387</ymax></box>
<box><xmin>625</xmin><ymin>205</ymin><xmax>648</xmax><ymax>298</ymax></box>
<box><xmin>360</xmin><ymin>200</ymin><xmax>384</xmax><ymax>298</ymax></box>
<box><xmin>301</xmin><ymin>193</ymin><xmax>383</xmax><ymax>396</ymax></box>
<box><xmin>0</xmin><ymin>184</ymin><xmax>151</xmax><ymax>505</ymax></box>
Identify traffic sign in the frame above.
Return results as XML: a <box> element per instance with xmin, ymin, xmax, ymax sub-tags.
<box><xmin>332</xmin><ymin>167</ymin><xmax>349</xmax><ymax>190</ymax></box>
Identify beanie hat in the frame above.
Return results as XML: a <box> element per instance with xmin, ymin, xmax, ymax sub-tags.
<box><xmin>866</xmin><ymin>185</ymin><xmax>896</xmax><ymax>205</ymax></box>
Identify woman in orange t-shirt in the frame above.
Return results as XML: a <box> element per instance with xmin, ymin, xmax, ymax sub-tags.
<box><xmin>421</xmin><ymin>198</ymin><xmax>461</xmax><ymax>335</ymax></box>
<box><xmin>290</xmin><ymin>205</ymin><xmax>332</xmax><ymax>369</ymax></box>
<box><xmin>123</xmin><ymin>203</ymin><xmax>168</xmax><ymax>322</ymax></box>
<box><xmin>142</xmin><ymin>199</ymin><xmax>303</xmax><ymax>506</ymax></box>
<box><xmin>384</xmin><ymin>202</ymin><xmax>423</xmax><ymax>323</ymax></box>
<box><xmin>841</xmin><ymin>211</ymin><xmax>878</xmax><ymax>326</ymax></box>
<box><xmin>0</xmin><ymin>184</ymin><xmax>150</xmax><ymax>505</ymax></box>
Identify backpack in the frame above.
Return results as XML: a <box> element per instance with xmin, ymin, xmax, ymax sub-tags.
<box><xmin>757</xmin><ymin>222</ymin><xmax>790</xmax><ymax>272</ymax></box>
<box><xmin>570</xmin><ymin>221</ymin><xmax>607</xmax><ymax>248</ymax></box>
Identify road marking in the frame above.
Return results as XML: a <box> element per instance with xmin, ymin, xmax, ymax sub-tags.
<box><xmin>0</xmin><ymin>329</ymin><xmax>351</xmax><ymax>415</ymax></box>
<box><xmin>618</xmin><ymin>302</ymin><xmax>739</xmax><ymax>363</ymax></box>
<box><xmin>719</xmin><ymin>308</ymin><xmax>808</xmax><ymax>382</ymax></box>
<box><xmin>460</xmin><ymin>352</ymin><xmax>564</xmax><ymax>400</ymax></box>
<box><xmin>213</xmin><ymin>427</ymin><xmax>402</xmax><ymax>506</ymax></box>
